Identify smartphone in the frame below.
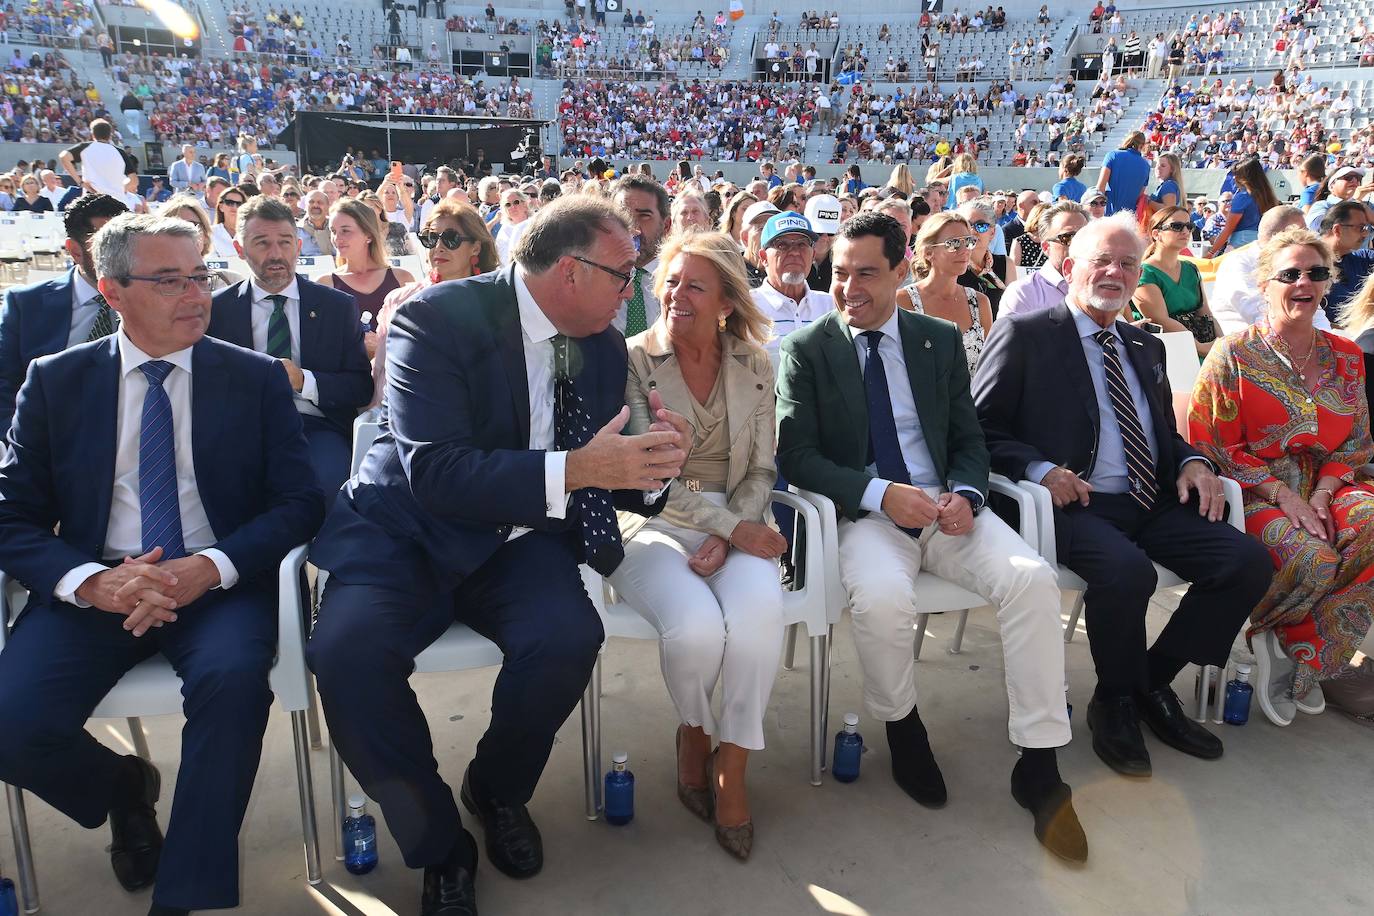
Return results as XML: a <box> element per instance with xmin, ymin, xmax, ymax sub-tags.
<box><xmin>389</xmin><ymin>161</ymin><xmax>403</xmax><ymax>181</ymax></box>
<box><xmin>1142</xmin><ymin>321</ymin><xmax>1164</xmax><ymax>334</ymax></box>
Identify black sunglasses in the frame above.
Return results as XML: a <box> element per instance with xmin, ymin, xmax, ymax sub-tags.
<box><xmin>1270</xmin><ymin>266</ymin><xmax>1332</xmax><ymax>284</ymax></box>
<box><xmin>1154</xmin><ymin>220</ymin><xmax>1192</xmax><ymax>233</ymax></box>
<box><xmin>418</xmin><ymin>229</ymin><xmax>476</xmax><ymax>250</ymax></box>
<box><xmin>1047</xmin><ymin>230</ymin><xmax>1078</xmax><ymax>246</ymax></box>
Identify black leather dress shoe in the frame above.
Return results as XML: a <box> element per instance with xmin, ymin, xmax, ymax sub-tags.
<box><xmin>1086</xmin><ymin>695</ymin><xmax>1152</xmax><ymax>777</ymax></box>
<box><xmin>1136</xmin><ymin>686</ymin><xmax>1224</xmax><ymax>760</ymax></box>
<box><xmin>1010</xmin><ymin>760</ymin><xmax>1088</xmax><ymax>864</ymax></box>
<box><xmin>459</xmin><ymin>767</ymin><xmax>543</xmax><ymax>879</ymax></box>
<box><xmin>148</xmin><ymin>904</ymin><xmax>190</xmax><ymax>916</ymax></box>
<box><xmin>110</xmin><ymin>755</ymin><xmax>164</xmax><ymax>892</ymax></box>
<box><xmin>421</xmin><ymin>858</ymin><xmax>477</xmax><ymax>915</ymax></box>
<box><xmin>886</xmin><ymin>712</ymin><xmax>947</xmax><ymax>808</ymax></box>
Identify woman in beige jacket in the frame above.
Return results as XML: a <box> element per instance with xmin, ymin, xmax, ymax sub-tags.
<box><xmin>611</xmin><ymin>230</ymin><xmax>786</xmax><ymax>862</ymax></box>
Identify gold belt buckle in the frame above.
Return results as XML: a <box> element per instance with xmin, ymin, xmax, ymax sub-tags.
<box><xmin>684</xmin><ymin>478</ymin><xmax>702</xmax><ymax>493</ymax></box>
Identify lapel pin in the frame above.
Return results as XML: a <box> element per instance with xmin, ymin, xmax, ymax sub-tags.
<box><xmin>309</xmin><ymin>310</ymin><xmax>317</xmax><ymax>319</ymax></box>
<box><xmin>924</xmin><ymin>340</ymin><xmax>932</xmax><ymax>349</ymax></box>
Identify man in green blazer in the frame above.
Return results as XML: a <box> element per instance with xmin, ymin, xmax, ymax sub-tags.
<box><xmin>776</xmin><ymin>212</ymin><xmax>1087</xmax><ymax>863</ymax></box>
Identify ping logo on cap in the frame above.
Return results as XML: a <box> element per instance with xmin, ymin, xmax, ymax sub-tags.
<box><xmin>817</xmin><ymin>208</ymin><xmax>839</xmax><ymax>221</ymax></box>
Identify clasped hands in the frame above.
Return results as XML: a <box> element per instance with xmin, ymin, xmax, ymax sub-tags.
<box><xmin>881</xmin><ymin>484</ymin><xmax>974</xmax><ymax>536</ymax></box>
<box><xmin>565</xmin><ymin>389</ymin><xmax>693</xmax><ymax>492</ymax></box>
<box><xmin>1276</xmin><ymin>478</ymin><xmax>1340</xmax><ymax>543</ymax></box>
<box><xmin>73</xmin><ymin>546</ymin><xmax>222</xmax><ymax>637</ymax></box>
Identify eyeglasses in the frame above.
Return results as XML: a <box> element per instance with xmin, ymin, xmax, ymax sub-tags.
<box><xmin>220</xmin><ymin>198</ymin><xmax>244</xmax><ymax>208</ymax></box>
<box><xmin>571</xmin><ymin>255</ymin><xmax>633</xmax><ymax>292</ymax></box>
<box><xmin>1154</xmin><ymin>220</ymin><xmax>1192</xmax><ymax>233</ymax></box>
<box><xmin>930</xmin><ymin>236</ymin><xmax>979</xmax><ymax>252</ymax></box>
<box><xmin>1087</xmin><ymin>198</ymin><xmax>1107</xmax><ymax>207</ymax></box>
<box><xmin>1047</xmin><ymin>230</ymin><xmax>1078</xmax><ymax>246</ymax></box>
<box><xmin>502</xmin><ymin>200</ymin><xmax>526</xmax><ymax>209</ymax></box>
<box><xmin>283</xmin><ymin>191</ymin><xmax>300</xmax><ymax>199</ymax></box>
<box><xmin>970</xmin><ymin>220</ymin><xmax>993</xmax><ymax>233</ymax></box>
<box><xmin>1338</xmin><ymin>223</ymin><xmax>1374</xmax><ymax>236</ymax></box>
<box><xmin>1270</xmin><ymin>266</ymin><xmax>1332</xmax><ymax>284</ymax></box>
<box><xmin>122</xmin><ymin>273</ymin><xmax>216</xmax><ymax>296</ymax></box>
<box><xmin>418</xmin><ymin>229</ymin><xmax>477</xmax><ymax>250</ymax></box>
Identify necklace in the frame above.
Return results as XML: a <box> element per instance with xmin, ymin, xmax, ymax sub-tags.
<box><xmin>1267</xmin><ymin>326</ymin><xmax>1319</xmax><ymax>380</ymax></box>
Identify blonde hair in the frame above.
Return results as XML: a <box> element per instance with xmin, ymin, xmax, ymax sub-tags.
<box><xmin>1156</xmin><ymin>153</ymin><xmax>1187</xmax><ymax>204</ymax></box>
<box><xmin>911</xmin><ymin>212</ymin><xmax>972</xmax><ymax>281</ymax></box>
<box><xmin>886</xmin><ymin>163</ymin><xmax>915</xmax><ymax>196</ymax></box>
<box><xmin>158</xmin><ymin>194</ymin><xmax>213</xmax><ymax>255</ymax></box>
<box><xmin>653</xmin><ymin>230</ymin><xmax>771</xmax><ymax>347</ymax></box>
<box><xmin>951</xmin><ymin>153</ymin><xmax>978</xmax><ymax>176</ymax></box>
<box><xmin>1257</xmin><ymin>227</ymin><xmax>1334</xmax><ymax>303</ymax></box>
<box><xmin>1341</xmin><ymin>266</ymin><xmax>1374</xmax><ymax>332</ymax></box>
<box><xmin>329</xmin><ymin>197</ymin><xmax>389</xmax><ymax>270</ymax></box>
<box><xmin>718</xmin><ymin>190</ymin><xmax>758</xmax><ymax>239</ymax></box>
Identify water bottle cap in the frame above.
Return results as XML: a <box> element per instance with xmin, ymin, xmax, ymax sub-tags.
<box><xmin>843</xmin><ymin>713</ymin><xmax>859</xmax><ymax>726</ymax></box>
<box><xmin>612</xmin><ymin>751</ymin><xmax>628</xmax><ymax>764</ymax></box>
<box><xmin>347</xmin><ymin>793</ymin><xmax>367</xmax><ymax>811</ymax></box>
<box><xmin>1235</xmin><ymin>663</ymin><xmax>1252</xmax><ymax>676</ymax></box>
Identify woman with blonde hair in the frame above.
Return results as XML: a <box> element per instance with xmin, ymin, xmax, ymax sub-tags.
<box><xmin>610</xmin><ymin>230</ymin><xmax>784</xmax><ymax>862</ymax></box>
<box><xmin>158</xmin><ymin>194</ymin><xmax>245</xmax><ymax>289</ymax></box>
<box><xmin>371</xmin><ymin>200</ymin><xmax>498</xmax><ymax>405</ymax></box>
<box><xmin>718</xmin><ymin>190</ymin><xmax>759</xmax><ymax>246</ymax></box>
<box><xmin>1190</xmin><ymin>228</ymin><xmax>1374</xmax><ymax>724</ymax></box>
<box><xmin>359</xmin><ymin>188</ymin><xmax>419</xmax><ymax>258</ymax></box>
<box><xmin>318</xmin><ymin>198</ymin><xmax>415</xmax><ymax>351</ymax></box>
<box><xmin>898</xmin><ymin>211</ymin><xmax>992</xmax><ymax>374</ymax></box>
<box><xmin>1135</xmin><ymin>205</ymin><xmax>1220</xmax><ymax>357</ymax></box>
<box><xmin>886</xmin><ymin>162</ymin><xmax>916</xmax><ymax>198</ymax></box>
<box><xmin>1007</xmin><ymin>202</ymin><xmax>1050</xmax><ymax>280</ymax></box>
<box><xmin>1147</xmin><ymin>152</ymin><xmax>1187</xmax><ymax>214</ymax></box>
<box><xmin>942</xmin><ymin>153</ymin><xmax>983</xmax><ymax>209</ymax></box>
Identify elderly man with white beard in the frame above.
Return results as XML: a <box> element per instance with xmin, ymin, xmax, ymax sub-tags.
<box><xmin>750</xmin><ymin>212</ymin><xmax>836</xmax><ymax>370</ymax></box>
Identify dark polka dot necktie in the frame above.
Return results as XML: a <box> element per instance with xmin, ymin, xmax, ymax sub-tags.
<box><xmin>553</xmin><ymin>334</ymin><xmax>625</xmax><ymax>576</ymax></box>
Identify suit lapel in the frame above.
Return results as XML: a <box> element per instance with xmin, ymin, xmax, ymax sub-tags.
<box><xmin>220</xmin><ymin>281</ymin><xmax>255</xmax><ymax>349</ymax></box>
<box><xmin>1051</xmin><ymin>304</ymin><xmax>1101</xmax><ymax>437</ymax></box>
<box><xmin>190</xmin><ymin>340</ymin><xmax>227</xmax><ymax>535</ymax></box>
<box><xmin>817</xmin><ymin>314</ymin><xmax>868</xmax><ymax>463</ymax></box>
<box><xmin>490</xmin><ymin>268</ymin><xmax>532</xmax><ymax>446</ymax></box>
<box><xmin>39</xmin><ymin>271</ymin><xmax>76</xmax><ymax>354</ymax></box>
<box><xmin>897</xmin><ymin>311</ymin><xmax>940</xmax><ymax>434</ymax></box>
<box><xmin>296</xmin><ymin>278</ymin><xmax>323</xmax><ymax>365</ymax></box>
<box><xmin>87</xmin><ymin>335</ymin><xmax>121</xmax><ymax>544</ymax></box>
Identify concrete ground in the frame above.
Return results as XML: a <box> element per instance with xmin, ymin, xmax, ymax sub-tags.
<box><xmin>4</xmin><ymin>594</ymin><xmax>1372</xmax><ymax>916</ymax></box>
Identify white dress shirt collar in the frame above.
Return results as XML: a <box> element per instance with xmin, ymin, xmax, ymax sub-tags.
<box><xmin>843</xmin><ymin>303</ymin><xmax>902</xmax><ymax>345</ymax></box>
<box><xmin>249</xmin><ymin>277</ymin><xmax>302</xmax><ymax>303</ymax></box>
<box><xmin>116</xmin><ymin>328</ymin><xmax>195</xmax><ymax>378</ymax></box>
<box><xmin>513</xmin><ymin>266</ymin><xmax>558</xmax><ymax>344</ymax></box>
<box><xmin>72</xmin><ymin>269</ymin><xmax>101</xmax><ymax>307</ymax></box>
<box><xmin>1070</xmin><ymin>301</ymin><xmax>1122</xmax><ymax>343</ymax></box>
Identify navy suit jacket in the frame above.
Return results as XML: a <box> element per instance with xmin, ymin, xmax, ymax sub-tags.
<box><xmin>207</xmin><ymin>277</ymin><xmax>372</xmax><ymax>436</ymax></box>
<box><xmin>0</xmin><ymin>269</ymin><xmax>80</xmax><ymax>436</ymax></box>
<box><xmin>971</xmin><ymin>302</ymin><xmax>1202</xmax><ymax>485</ymax></box>
<box><xmin>310</xmin><ymin>266</ymin><xmax>665</xmax><ymax>590</ymax></box>
<box><xmin>0</xmin><ymin>334</ymin><xmax>325</xmax><ymax>603</ymax></box>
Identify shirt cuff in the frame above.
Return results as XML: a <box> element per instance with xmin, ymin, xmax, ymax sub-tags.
<box><xmin>54</xmin><ymin>562</ymin><xmax>108</xmax><ymax>607</ymax></box>
<box><xmin>860</xmin><ymin>477</ymin><xmax>891</xmax><ymax>514</ymax></box>
<box><xmin>643</xmin><ymin>482</ymin><xmax>667</xmax><ymax>504</ymax></box>
<box><xmin>950</xmin><ymin>482</ymin><xmax>984</xmax><ymax>508</ymax></box>
<box><xmin>298</xmin><ymin>369</ymin><xmax>320</xmax><ymax>405</ymax></box>
<box><xmin>1180</xmin><ymin>455</ymin><xmax>1215</xmax><ymax>474</ymax></box>
<box><xmin>1028</xmin><ymin>461</ymin><xmax>1059</xmax><ymax>484</ymax></box>
<box><xmin>546</xmin><ymin>450</ymin><xmax>569</xmax><ymax>520</ymax></box>
<box><xmin>198</xmin><ymin>548</ymin><xmax>238</xmax><ymax>590</ymax></box>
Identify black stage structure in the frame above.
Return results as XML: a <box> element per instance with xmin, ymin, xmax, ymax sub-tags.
<box><xmin>281</xmin><ymin>110</ymin><xmax>544</xmax><ymax>173</ymax></box>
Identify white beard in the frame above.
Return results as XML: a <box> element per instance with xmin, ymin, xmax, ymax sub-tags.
<box><xmin>780</xmin><ymin>270</ymin><xmax>808</xmax><ymax>286</ymax></box>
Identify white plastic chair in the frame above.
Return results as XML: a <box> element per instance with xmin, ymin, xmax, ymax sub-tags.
<box><xmin>293</xmin><ymin>255</ymin><xmax>334</xmax><ymax>281</ymax></box>
<box><xmin>786</xmin><ymin>475</ymin><xmax>1040</xmax><ymax>768</ymax></box>
<box><xmin>1155</xmin><ymin>329</ymin><xmax>1203</xmax><ymax>446</ymax></box>
<box><xmin>1</xmin><ymin>545</ymin><xmax>321</xmax><ymax>914</ymax></box>
<box><xmin>1018</xmin><ymin>476</ymin><xmax>1246</xmax><ymax>723</ymax></box>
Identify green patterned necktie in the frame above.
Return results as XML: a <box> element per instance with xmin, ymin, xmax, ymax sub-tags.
<box><xmin>623</xmin><ymin>268</ymin><xmax>647</xmax><ymax>336</ymax></box>
<box><xmin>266</xmin><ymin>295</ymin><xmax>292</xmax><ymax>359</ymax></box>
<box><xmin>86</xmin><ymin>293</ymin><xmax>118</xmax><ymax>342</ymax></box>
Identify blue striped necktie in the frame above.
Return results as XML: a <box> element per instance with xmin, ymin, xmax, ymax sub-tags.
<box><xmin>138</xmin><ymin>360</ymin><xmax>186</xmax><ymax>560</ymax></box>
<box><xmin>1093</xmin><ymin>330</ymin><xmax>1157</xmax><ymax>511</ymax></box>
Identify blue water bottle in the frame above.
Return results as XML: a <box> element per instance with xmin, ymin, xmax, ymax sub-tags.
<box><xmin>832</xmin><ymin>713</ymin><xmax>863</xmax><ymax>783</ymax></box>
<box><xmin>343</xmin><ymin>794</ymin><xmax>379</xmax><ymax>875</ymax></box>
<box><xmin>0</xmin><ymin>872</ymin><xmax>18</xmax><ymax>916</ymax></box>
<box><xmin>604</xmin><ymin>751</ymin><xmax>635</xmax><ymax>825</ymax></box>
<box><xmin>1223</xmin><ymin>663</ymin><xmax>1254</xmax><ymax>725</ymax></box>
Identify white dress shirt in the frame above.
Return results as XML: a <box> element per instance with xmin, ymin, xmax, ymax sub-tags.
<box><xmin>66</xmin><ymin>269</ymin><xmax>106</xmax><ymax>347</ymax></box>
<box><xmin>845</xmin><ymin>307</ymin><xmax>978</xmax><ymax>514</ymax></box>
<box><xmin>612</xmin><ymin>257</ymin><xmax>661</xmax><ymax>333</ymax></box>
<box><xmin>751</xmin><ymin>280</ymin><xmax>835</xmax><ymax>370</ymax></box>
<box><xmin>54</xmin><ymin>330</ymin><xmax>238</xmax><ymax>605</ymax></box>
<box><xmin>80</xmin><ymin>139</ymin><xmax>128</xmax><ymax>199</ymax></box>
<box><xmin>248</xmin><ymin>278</ymin><xmax>323</xmax><ymax>416</ymax></box>
<box><xmin>1211</xmin><ymin>242</ymin><xmax>1332</xmax><ymax>335</ymax></box>
<box><xmin>495</xmin><ymin>218</ymin><xmax>530</xmax><ymax>266</ymax></box>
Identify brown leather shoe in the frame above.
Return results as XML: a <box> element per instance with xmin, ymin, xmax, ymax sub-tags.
<box><xmin>708</xmin><ymin>749</ymin><xmax>753</xmax><ymax>862</ymax></box>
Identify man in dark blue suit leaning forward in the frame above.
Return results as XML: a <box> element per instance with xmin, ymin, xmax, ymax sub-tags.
<box><xmin>307</xmin><ymin>195</ymin><xmax>692</xmax><ymax>916</ymax></box>
<box><xmin>0</xmin><ymin>213</ymin><xmax>325</xmax><ymax>916</ymax></box>
<box><xmin>207</xmin><ymin>195</ymin><xmax>372</xmax><ymax>502</ymax></box>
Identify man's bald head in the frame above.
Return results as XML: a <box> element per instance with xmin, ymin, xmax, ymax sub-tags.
<box><xmin>1258</xmin><ymin>205</ymin><xmax>1306</xmax><ymax>243</ymax></box>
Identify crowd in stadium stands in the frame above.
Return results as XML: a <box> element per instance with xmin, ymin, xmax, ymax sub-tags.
<box><xmin>539</xmin><ymin>14</ymin><xmax>732</xmax><ymax>78</ymax></box>
<box><xmin>446</xmin><ymin>11</ymin><xmax>531</xmax><ymax>34</ymax></box>
<box><xmin>557</xmin><ymin>78</ymin><xmax>810</xmax><ymax>161</ymax></box>
<box><xmin>0</xmin><ymin>48</ymin><xmax>103</xmax><ymax>143</ymax></box>
<box><xmin>0</xmin><ymin>0</ymin><xmax>99</xmax><ymax>47</ymax></box>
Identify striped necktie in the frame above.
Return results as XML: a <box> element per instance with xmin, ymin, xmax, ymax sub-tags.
<box><xmin>138</xmin><ymin>360</ymin><xmax>186</xmax><ymax>560</ymax></box>
<box><xmin>1093</xmin><ymin>330</ymin><xmax>1157</xmax><ymax>511</ymax></box>
<box><xmin>623</xmin><ymin>268</ymin><xmax>647</xmax><ymax>336</ymax></box>
<box><xmin>86</xmin><ymin>293</ymin><xmax>118</xmax><ymax>342</ymax></box>
<box><xmin>266</xmin><ymin>294</ymin><xmax>292</xmax><ymax>359</ymax></box>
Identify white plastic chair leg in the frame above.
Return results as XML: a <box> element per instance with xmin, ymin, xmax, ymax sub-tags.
<box><xmin>782</xmin><ymin>622</ymin><xmax>798</xmax><ymax>671</ymax></box>
<box><xmin>126</xmin><ymin>717</ymin><xmax>150</xmax><ymax>761</ymax></box>
<box><xmin>289</xmin><ymin>710</ymin><xmax>323</xmax><ymax>885</ymax></box>
<box><xmin>948</xmin><ymin>609</ymin><xmax>970</xmax><ymax>655</ymax></box>
<box><xmin>809</xmin><ymin>632</ymin><xmax>828</xmax><ymax>786</ymax></box>
<box><xmin>1064</xmin><ymin>594</ymin><xmax>1086</xmax><ymax>643</ymax></box>
<box><xmin>913</xmin><ymin>614</ymin><xmax>931</xmax><ymax>660</ymax></box>
<box><xmin>6</xmin><ymin>783</ymin><xmax>39</xmax><ymax>913</ymax></box>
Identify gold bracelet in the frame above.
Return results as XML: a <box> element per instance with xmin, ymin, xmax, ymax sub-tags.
<box><xmin>1267</xmin><ymin>480</ymin><xmax>1284</xmax><ymax>503</ymax></box>
<box><xmin>1313</xmin><ymin>486</ymin><xmax>1337</xmax><ymax>503</ymax></box>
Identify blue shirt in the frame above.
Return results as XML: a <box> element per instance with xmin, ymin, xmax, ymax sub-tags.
<box><xmin>1053</xmin><ymin>177</ymin><xmax>1086</xmax><ymax>201</ymax></box>
<box><xmin>1230</xmin><ymin>188</ymin><xmax>1261</xmax><ymax>233</ymax></box>
<box><xmin>1300</xmin><ymin>183</ymin><xmax>1319</xmax><ymax>208</ymax></box>
<box><xmin>1326</xmin><ymin>250</ymin><xmax>1374</xmax><ymax>323</ymax></box>
<box><xmin>1101</xmin><ymin>147</ymin><xmax>1150</xmax><ymax>216</ymax></box>
<box><xmin>1150</xmin><ymin>178</ymin><xmax>1180</xmax><ymax>205</ymax></box>
<box><xmin>946</xmin><ymin>172</ymin><xmax>984</xmax><ymax>210</ymax></box>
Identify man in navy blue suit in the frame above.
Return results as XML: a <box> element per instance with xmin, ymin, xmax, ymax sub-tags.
<box><xmin>0</xmin><ymin>214</ymin><xmax>324</xmax><ymax>916</ymax></box>
<box><xmin>308</xmin><ymin>195</ymin><xmax>692</xmax><ymax>916</ymax></box>
<box><xmin>208</xmin><ymin>195</ymin><xmax>372</xmax><ymax>502</ymax></box>
<box><xmin>0</xmin><ymin>193</ymin><xmax>130</xmax><ymax>436</ymax></box>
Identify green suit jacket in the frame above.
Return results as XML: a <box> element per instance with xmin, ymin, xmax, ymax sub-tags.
<box><xmin>776</xmin><ymin>307</ymin><xmax>990</xmax><ymax>520</ymax></box>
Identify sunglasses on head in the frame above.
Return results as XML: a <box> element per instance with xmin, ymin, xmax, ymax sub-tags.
<box><xmin>1154</xmin><ymin>220</ymin><xmax>1192</xmax><ymax>233</ymax></box>
<box><xmin>418</xmin><ymin>229</ymin><xmax>475</xmax><ymax>250</ymax></box>
<box><xmin>1270</xmin><ymin>266</ymin><xmax>1331</xmax><ymax>284</ymax></box>
<box><xmin>931</xmin><ymin>236</ymin><xmax>979</xmax><ymax>252</ymax></box>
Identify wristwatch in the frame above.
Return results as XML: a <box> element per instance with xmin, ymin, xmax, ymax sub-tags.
<box><xmin>963</xmin><ymin>491</ymin><xmax>986</xmax><ymax>515</ymax></box>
